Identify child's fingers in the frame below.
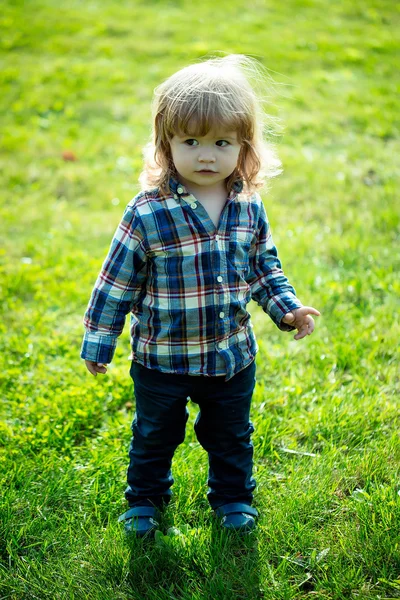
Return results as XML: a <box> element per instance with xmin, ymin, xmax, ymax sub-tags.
<box><xmin>294</xmin><ymin>330</ymin><xmax>306</xmax><ymax>340</ymax></box>
<box><xmin>307</xmin><ymin>316</ymin><xmax>315</xmax><ymax>335</ymax></box>
<box><xmin>85</xmin><ymin>361</ymin><xmax>107</xmax><ymax>376</ymax></box>
<box><xmin>294</xmin><ymin>316</ymin><xmax>315</xmax><ymax>340</ymax></box>
<box><xmin>301</xmin><ymin>306</ymin><xmax>321</xmax><ymax>317</ymax></box>
<box><xmin>294</xmin><ymin>324</ymin><xmax>308</xmax><ymax>340</ymax></box>
<box><xmin>282</xmin><ymin>311</ymin><xmax>294</xmax><ymax>324</ymax></box>
<box><xmin>85</xmin><ymin>361</ymin><xmax>98</xmax><ymax>376</ymax></box>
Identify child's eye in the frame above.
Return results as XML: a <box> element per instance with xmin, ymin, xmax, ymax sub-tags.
<box><xmin>183</xmin><ymin>139</ymin><xmax>230</xmax><ymax>147</ymax></box>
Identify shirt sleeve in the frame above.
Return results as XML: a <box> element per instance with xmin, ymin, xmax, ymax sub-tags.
<box><xmin>246</xmin><ymin>198</ymin><xmax>302</xmax><ymax>331</ymax></box>
<box><xmin>80</xmin><ymin>202</ymin><xmax>148</xmax><ymax>363</ymax></box>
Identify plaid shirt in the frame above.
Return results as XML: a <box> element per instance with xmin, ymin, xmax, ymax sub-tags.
<box><xmin>81</xmin><ymin>176</ymin><xmax>302</xmax><ymax>380</ymax></box>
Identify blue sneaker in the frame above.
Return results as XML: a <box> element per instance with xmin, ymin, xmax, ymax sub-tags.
<box><xmin>118</xmin><ymin>506</ymin><xmax>160</xmax><ymax>539</ymax></box>
<box><xmin>214</xmin><ymin>502</ymin><xmax>258</xmax><ymax>534</ymax></box>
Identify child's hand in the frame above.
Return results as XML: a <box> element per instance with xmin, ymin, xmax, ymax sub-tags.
<box><xmin>282</xmin><ymin>307</ymin><xmax>321</xmax><ymax>340</ymax></box>
<box><xmin>84</xmin><ymin>360</ymin><xmax>108</xmax><ymax>376</ymax></box>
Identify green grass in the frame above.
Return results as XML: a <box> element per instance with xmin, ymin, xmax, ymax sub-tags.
<box><xmin>1</xmin><ymin>0</ymin><xmax>399</xmax><ymax>598</ymax></box>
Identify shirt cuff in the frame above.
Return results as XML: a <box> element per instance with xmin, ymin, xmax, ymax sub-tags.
<box><xmin>80</xmin><ymin>331</ymin><xmax>117</xmax><ymax>364</ymax></box>
<box><xmin>264</xmin><ymin>294</ymin><xmax>303</xmax><ymax>332</ymax></box>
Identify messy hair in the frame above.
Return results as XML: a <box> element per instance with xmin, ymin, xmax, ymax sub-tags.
<box><xmin>139</xmin><ymin>53</ymin><xmax>283</xmax><ymax>196</ymax></box>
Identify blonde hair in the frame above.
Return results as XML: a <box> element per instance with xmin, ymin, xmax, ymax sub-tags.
<box><xmin>139</xmin><ymin>54</ymin><xmax>282</xmax><ymax>196</ymax></box>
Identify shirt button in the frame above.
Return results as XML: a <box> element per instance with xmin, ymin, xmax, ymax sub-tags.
<box><xmin>191</xmin><ymin>202</ymin><xmax>197</xmax><ymax>209</ymax></box>
<box><xmin>215</xmin><ymin>234</ymin><xmax>219</xmax><ymax>241</ymax></box>
<box><xmin>177</xmin><ymin>186</ymin><xmax>184</xmax><ymax>194</ymax></box>
<box><xmin>219</xmin><ymin>311</ymin><xmax>225</xmax><ymax>318</ymax></box>
<box><xmin>217</xmin><ymin>276</ymin><xmax>223</xmax><ymax>283</ymax></box>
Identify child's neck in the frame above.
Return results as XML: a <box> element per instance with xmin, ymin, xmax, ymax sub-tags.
<box><xmin>178</xmin><ymin>179</ymin><xmax>228</xmax><ymax>203</ymax></box>
<box><xmin>190</xmin><ymin>188</ymin><xmax>228</xmax><ymax>230</ymax></box>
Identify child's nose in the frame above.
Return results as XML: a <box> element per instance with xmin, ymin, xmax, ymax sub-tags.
<box><xmin>198</xmin><ymin>151</ymin><xmax>216</xmax><ymax>162</ymax></box>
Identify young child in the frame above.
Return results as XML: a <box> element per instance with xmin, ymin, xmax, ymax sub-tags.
<box><xmin>81</xmin><ymin>54</ymin><xmax>320</xmax><ymax>538</ymax></box>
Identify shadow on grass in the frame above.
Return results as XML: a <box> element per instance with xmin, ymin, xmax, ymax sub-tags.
<box><xmin>122</xmin><ymin>517</ymin><xmax>261</xmax><ymax>600</ymax></box>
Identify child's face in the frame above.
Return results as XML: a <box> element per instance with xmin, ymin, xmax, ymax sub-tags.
<box><xmin>169</xmin><ymin>128</ymin><xmax>241</xmax><ymax>194</ymax></box>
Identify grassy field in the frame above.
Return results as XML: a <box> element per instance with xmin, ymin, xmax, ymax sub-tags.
<box><xmin>1</xmin><ymin>0</ymin><xmax>399</xmax><ymax>598</ymax></box>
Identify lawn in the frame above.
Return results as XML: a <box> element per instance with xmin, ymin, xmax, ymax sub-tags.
<box><xmin>0</xmin><ymin>0</ymin><xmax>399</xmax><ymax>598</ymax></box>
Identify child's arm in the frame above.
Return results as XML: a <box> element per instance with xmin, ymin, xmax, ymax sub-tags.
<box><xmin>81</xmin><ymin>202</ymin><xmax>148</xmax><ymax>374</ymax></box>
<box><xmin>246</xmin><ymin>198</ymin><xmax>319</xmax><ymax>335</ymax></box>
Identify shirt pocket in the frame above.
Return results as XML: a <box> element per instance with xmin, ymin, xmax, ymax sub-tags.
<box><xmin>228</xmin><ymin>227</ymin><xmax>254</xmax><ymax>276</ymax></box>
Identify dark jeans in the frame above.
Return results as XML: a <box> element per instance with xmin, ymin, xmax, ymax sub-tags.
<box><xmin>124</xmin><ymin>360</ymin><xmax>257</xmax><ymax>510</ymax></box>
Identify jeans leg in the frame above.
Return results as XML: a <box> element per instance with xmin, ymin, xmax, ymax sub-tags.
<box><xmin>125</xmin><ymin>363</ymin><xmax>191</xmax><ymax>508</ymax></box>
<box><xmin>191</xmin><ymin>361</ymin><xmax>257</xmax><ymax>510</ymax></box>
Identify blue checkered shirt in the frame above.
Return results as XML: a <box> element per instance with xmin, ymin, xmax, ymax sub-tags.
<box><xmin>81</xmin><ymin>177</ymin><xmax>302</xmax><ymax>380</ymax></box>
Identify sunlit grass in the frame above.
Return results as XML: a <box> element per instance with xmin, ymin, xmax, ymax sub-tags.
<box><xmin>1</xmin><ymin>0</ymin><xmax>399</xmax><ymax>598</ymax></box>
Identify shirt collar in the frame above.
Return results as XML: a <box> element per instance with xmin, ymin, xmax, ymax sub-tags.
<box><xmin>168</xmin><ymin>175</ymin><xmax>243</xmax><ymax>199</ymax></box>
